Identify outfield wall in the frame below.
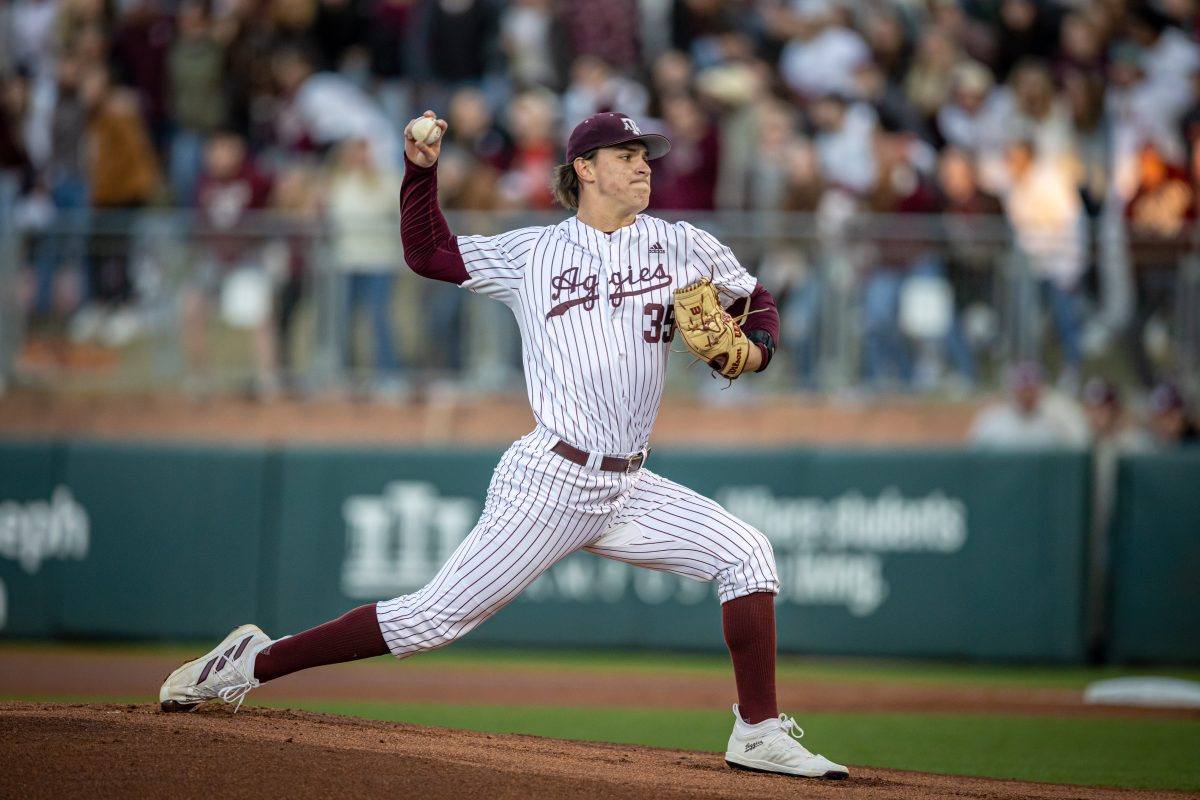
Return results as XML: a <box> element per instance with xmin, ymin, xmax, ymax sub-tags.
<box><xmin>1</xmin><ymin>440</ymin><xmax>1196</xmax><ymax>663</ymax></box>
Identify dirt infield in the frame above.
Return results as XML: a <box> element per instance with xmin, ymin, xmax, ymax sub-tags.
<box><xmin>1</xmin><ymin>702</ymin><xmax>1188</xmax><ymax>800</ymax></box>
<box><xmin>3</xmin><ymin>649</ymin><xmax>1197</xmax><ymax>799</ymax></box>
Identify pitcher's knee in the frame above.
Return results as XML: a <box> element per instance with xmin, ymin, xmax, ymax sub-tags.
<box><xmin>377</xmin><ymin>595</ymin><xmax>488</xmax><ymax>657</ymax></box>
<box><xmin>717</xmin><ymin>530</ymin><xmax>779</xmax><ymax>604</ymax></box>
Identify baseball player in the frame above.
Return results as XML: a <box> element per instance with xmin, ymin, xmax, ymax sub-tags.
<box><xmin>160</xmin><ymin>110</ymin><xmax>849</xmax><ymax>780</ymax></box>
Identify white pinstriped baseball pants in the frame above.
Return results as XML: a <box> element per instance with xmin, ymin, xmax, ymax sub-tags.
<box><xmin>376</xmin><ymin>426</ymin><xmax>779</xmax><ymax>657</ymax></box>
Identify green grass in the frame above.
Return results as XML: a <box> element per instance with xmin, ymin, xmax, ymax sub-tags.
<box><xmin>256</xmin><ymin>700</ymin><xmax>1200</xmax><ymax>793</ymax></box>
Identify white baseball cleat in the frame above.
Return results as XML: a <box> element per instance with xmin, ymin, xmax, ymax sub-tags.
<box><xmin>724</xmin><ymin>704</ymin><xmax>850</xmax><ymax>779</ymax></box>
<box><xmin>159</xmin><ymin>624</ymin><xmax>273</xmax><ymax>713</ymax></box>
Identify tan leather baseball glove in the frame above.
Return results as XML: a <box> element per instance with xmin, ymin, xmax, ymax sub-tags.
<box><xmin>673</xmin><ymin>277</ymin><xmax>752</xmax><ymax>379</ymax></box>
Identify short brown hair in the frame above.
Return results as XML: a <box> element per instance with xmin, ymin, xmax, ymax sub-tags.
<box><xmin>551</xmin><ymin>150</ymin><xmax>597</xmax><ymax>210</ymax></box>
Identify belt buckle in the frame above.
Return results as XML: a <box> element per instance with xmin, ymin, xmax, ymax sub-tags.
<box><xmin>626</xmin><ymin>450</ymin><xmax>646</xmax><ymax>474</ymax></box>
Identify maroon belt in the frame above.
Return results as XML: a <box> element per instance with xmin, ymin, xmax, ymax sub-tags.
<box><xmin>552</xmin><ymin>440</ymin><xmax>648</xmax><ymax>473</ymax></box>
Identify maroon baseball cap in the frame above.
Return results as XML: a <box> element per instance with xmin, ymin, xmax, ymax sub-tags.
<box><xmin>565</xmin><ymin>112</ymin><xmax>671</xmax><ymax>164</ymax></box>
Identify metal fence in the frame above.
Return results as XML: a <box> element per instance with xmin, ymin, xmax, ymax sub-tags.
<box><xmin>3</xmin><ymin>207</ymin><xmax>1198</xmax><ymax>399</ymax></box>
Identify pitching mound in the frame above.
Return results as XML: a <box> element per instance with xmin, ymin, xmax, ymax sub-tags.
<box><xmin>0</xmin><ymin>703</ymin><xmax>1178</xmax><ymax>800</ymax></box>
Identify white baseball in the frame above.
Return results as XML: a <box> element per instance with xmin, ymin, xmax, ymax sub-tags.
<box><xmin>411</xmin><ymin>117</ymin><xmax>442</xmax><ymax>145</ymax></box>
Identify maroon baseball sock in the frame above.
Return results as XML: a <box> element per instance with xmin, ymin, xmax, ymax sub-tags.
<box><xmin>722</xmin><ymin>592</ymin><xmax>779</xmax><ymax>725</ymax></box>
<box><xmin>253</xmin><ymin>603</ymin><xmax>389</xmax><ymax>683</ymax></box>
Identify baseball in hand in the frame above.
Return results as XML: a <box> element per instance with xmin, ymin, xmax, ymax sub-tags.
<box><xmin>410</xmin><ymin>116</ymin><xmax>442</xmax><ymax>145</ymax></box>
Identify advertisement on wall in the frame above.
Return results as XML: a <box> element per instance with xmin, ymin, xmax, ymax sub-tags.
<box><xmin>308</xmin><ymin>448</ymin><xmax>1089</xmax><ymax>661</ymax></box>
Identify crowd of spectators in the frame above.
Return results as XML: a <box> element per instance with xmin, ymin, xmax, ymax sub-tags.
<box><xmin>1</xmin><ymin>0</ymin><xmax>1198</xmax><ymax>419</ymax></box>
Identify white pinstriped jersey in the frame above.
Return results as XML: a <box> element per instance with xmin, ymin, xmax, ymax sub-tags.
<box><xmin>457</xmin><ymin>215</ymin><xmax>758</xmax><ymax>455</ymax></box>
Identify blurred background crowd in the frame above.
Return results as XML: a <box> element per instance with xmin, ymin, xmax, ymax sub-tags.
<box><xmin>1</xmin><ymin>0</ymin><xmax>1198</xmax><ymax>448</ymax></box>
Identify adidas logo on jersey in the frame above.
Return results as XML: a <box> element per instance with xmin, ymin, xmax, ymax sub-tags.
<box><xmin>648</xmin><ymin>242</ymin><xmax>665</xmax><ymax>254</ymax></box>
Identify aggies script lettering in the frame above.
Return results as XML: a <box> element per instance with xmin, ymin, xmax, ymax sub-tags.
<box><xmin>546</xmin><ymin>264</ymin><xmax>671</xmax><ymax>319</ymax></box>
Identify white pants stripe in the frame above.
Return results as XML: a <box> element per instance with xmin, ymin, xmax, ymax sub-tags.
<box><xmin>377</xmin><ymin>427</ymin><xmax>779</xmax><ymax>657</ymax></box>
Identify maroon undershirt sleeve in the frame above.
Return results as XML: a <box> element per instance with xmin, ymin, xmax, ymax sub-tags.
<box><xmin>726</xmin><ymin>283</ymin><xmax>780</xmax><ymax>372</ymax></box>
<box><xmin>399</xmin><ymin>156</ymin><xmax>469</xmax><ymax>285</ymax></box>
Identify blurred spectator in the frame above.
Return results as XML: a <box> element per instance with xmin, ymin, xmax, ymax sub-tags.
<box><xmin>54</xmin><ymin>0</ymin><xmax>114</xmax><ymax>57</ymax></box>
<box><xmin>75</xmin><ymin>63</ymin><xmax>161</xmax><ymax>339</ymax></box>
<box><xmin>935</xmin><ymin>60</ymin><xmax>1010</xmax><ymax>191</ymax></box>
<box><xmin>109</xmin><ymin>0</ymin><xmax>175</xmax><ymax>152</ymax></box>
<box><xmin>1123</xmin><ymin>142</ymin><xmax>1196</xmax><ymax>387</ymax></box>
<box><xmin>30</xmin><ymin>52</ymin><xmax>91</xmax><ymax>321</ymax></box>
<box><xmin>670</xmin><ymin>0</ymin><xmax>747</xmax><ymax>68</ymax></box>
<box><xmin>776</xmin><ymin>0</ymin><xmax>871</xmax><ymax>102</ymax></box>
<box><xmin>969</xmin><ymin>361</ymin><xmax>1089</xmax><ymax>447</ymax></box>
<box><xmin>695</xmin><ymin>58</ymin><xmax>769</xmax><ymax>210</ymax></box>
<box><xmin>904</xmin><ymin>26</ymin><xmax>962</xmax><ymax>128</ymax></box>
<box><xmin>325</xmin><ymin>138</ymin><xmax>403</xmax><ymax>392</ymax></box>
<box><xmin>271</xmin><ymin>43</ymin><xmax>400</xmax><ymax>170</ymax></box>
<box><xmin>7</xmin><ymin>0</ymin><xmax>60</xmax><ymax>81</ymax></box>
<box><xmin>1002</xmin><ymin>138</ymin><xmax>1086</xmax><ymax>387</ymax></box>
<box><xmin>1005</xmin><ymin>59</ymin><xmax>1077</xmax><ymax>164</ymax></box>
<box><xmin>1130</xmin><ymin>3</ymin><xmax>1200</xmax><ymax>105</ymax></box>
<box><xmin>436</xmin><ymin>86</ymin><xmax>511</xmax><ymax>210</ymax></box>
<box><xmin>1107</xmin><ymin>40</ymin><xmax>1191</xmax><ymax>202</ymax></box>
<box><xmin>264</xmin><ymin>162</ymin><xmax>318</xmax><ymax>391</ymax></box>
<box><xmin>811</xmin><ymin>93</ymin><xmax>877</xmax><ymax>195</ymax></box>
<box><xmin>1083</xmin><ymin>376</ymin><xmax>1153</xmax><ymax>451</ymax></box>
<box><xmin>312</xmin><ymin>0</ymin><xmax>368</xmax><ymax>76</ymax></box>
<box><xmin>495</xmin><ymin>88</ymin><xmax>559</xmax><ymax>209</ymax></box>
<box><xmin>500</xmin><ymin>0</ymin><xmax>563</xmax><ymax>91</ymax></box>
<box><xmin>0</xmin><ymin>71</ymin><xmax>35</xmax><ymax>201</ymax></box>
<box><xmin>647</xmin><ymin>49</ymin><xmax>694</xmax><ymax>116</ymax></box>
<box><xmin>1062</xmin><ymin>69</ymin><xmax>1111</xmax><ymax>217</ymax></box>
<box><xmin>418</xmin><ymin>0</ymin><xmax>503</xmax><ymax>108</ymax></box>
<box><xmin>365</xmin><ymin>0</ymin><xmax>419</xmax><ymax>127</ymax></box>
<box><xmin>738</xmin><ymin>97</ymin><xmax>802</xmax><ymax>211</ymax></box>
<box><xmin>649</xmin><ymin>92</ymin><xmax>720</xmax><ymax>210</ymax></box>
<box><xmin>991</xmin><ymin>0</ymin><xmax>1061</xmax><ymax>83</ymax></box>
<box><xmin>1054</xmin><ymin>11</ymin><xmax>1106</xmax><ymax>82</ymax></box>
<box><xmin>861</xmin><ymin>123</ymin><xmax>941</xmax><ymax>387</ymax></box>
<box><xmin>1181</xmin><ymin>66</ymin><xmax>1200</xmax><ymax>184</ymax></box>
<box><xmin>926</xmin><ymin>0</ymin><xmax>993</xmax><ymax>68</ymax></box>
<box><xmin>859</xmin><ymin>2</ymin><xmax>912</xmax><ymax>86</ymax></box>
<box><xmin>259</xmin><ymin>163</ymin><xmax>314</xmax><ymax>391</ymax></box>
<box><xmin>561</xmin><ymin>55</ymin><xmax>649</xmax><ymax>132</ymax></box>
<box><xmin>562</xmin><ymin>0</ymin><xmax>638</xmax><ymax>70</ymax></box>
<box><xmin>851</xmin><ymin>58</ymin><xmax>931</xmax><ymax>142</ymax></box>
<box><xmin>221</xmin><ymin>0</ymin><xmax>279</xmax><ymax>150</ymax></box>
<box><xmin>1144</xmin><ymin>379</ymin><xmax>1200</xmax><ymax>446</ymax></box>
<box><xmin>937</xmin><ymin>147</ymin><xmax>1005</xmax><ymax>385</ymax></box>
<box><xmin>181</xmin><ymin>131</ymin><xmax>275</xmax><ymax>397</ymax></box>
<box><xmin>167</xmin><ymin>0</ymin><xmax>228</xmax><ymax>205</ymax></box>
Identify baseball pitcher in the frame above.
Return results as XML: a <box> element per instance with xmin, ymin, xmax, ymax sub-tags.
<box><xmin>159</xmin><ymin>110</ymin><xmax>848</xmax><ymax>780</ymax></box>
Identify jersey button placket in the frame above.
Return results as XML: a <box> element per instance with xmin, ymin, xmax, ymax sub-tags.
<box><xmin>604</xmin><ymin>236</ymin><xmax>632</xmax><ymax>431</ymax></box>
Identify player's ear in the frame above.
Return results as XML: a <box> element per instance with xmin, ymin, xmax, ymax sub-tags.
<box><xmin>574</xmin><ymin>156</ymin><xmax>595</xmax><ymax>184</ymax></box>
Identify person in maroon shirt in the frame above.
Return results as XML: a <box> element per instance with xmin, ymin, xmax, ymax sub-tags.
<box><xmin>181</xmin><ymin>130</ymin><xmax>276</xmax><ymax>396</ymax></box>
<box><xmin>1123</xmin><ymin>142</ymin><xmax>1197</xmax><ymax>387</ymax></box>
<box><xmin>937</xmin><ymin>147</ymin><xmax>1005</xmax><ymax>385</ymax></box>
<box><xmin>861</xmin><ymin>124</ymin><xmax>942</xmax><ymax>387</ymax></box>
<box><xmin>648</xmin><ymin>91</ymin><xmax>720</xmax><ymax>211</ymax></box>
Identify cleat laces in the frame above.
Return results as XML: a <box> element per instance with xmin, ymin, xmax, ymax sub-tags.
<box><xmin>209</xmin><ymin>649</ymin><xmax>259</xmax><ymax>713</ymax></box>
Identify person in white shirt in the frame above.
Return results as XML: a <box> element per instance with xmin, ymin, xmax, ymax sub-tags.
<box><xmin>324</xmin><ymin>138</ymin><xmax>404</xmax><ymax>389</ymax></box>
<box><xmin>1002</xmin><ymin>139</ymin><xmax>1087</xmax><ymax>387</ymax></box>
<box><xmin>969</xmin><ymin>361</ymin><xmax>1089</xmax><ymax>448</ymax></box>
